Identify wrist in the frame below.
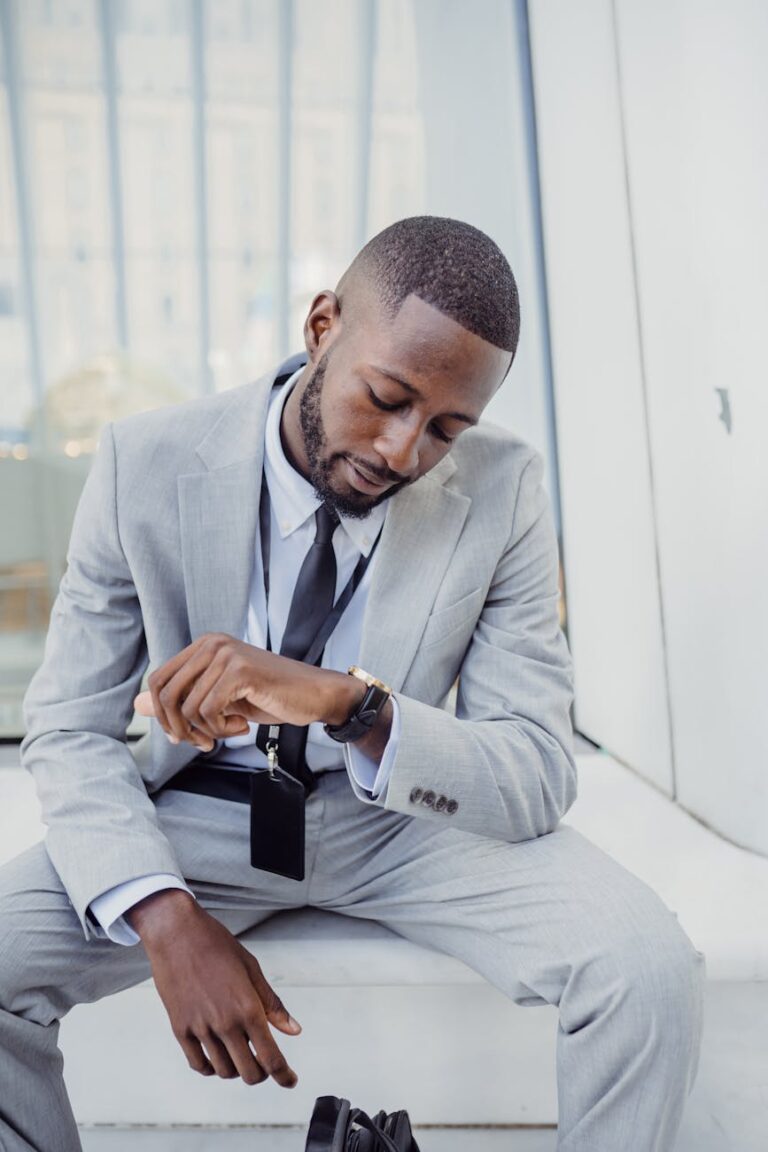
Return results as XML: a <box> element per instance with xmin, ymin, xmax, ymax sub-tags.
<box><xmin>321</xmin><ymin>669</ymin><xmax>366</xmax><ymax>727</ymax></box>
<box><xmin>126</xmin><ymin>888</ymin><xmax>197</xmax><ymax>945</ymax></box>
<box><xmin>324</xmin><ymin>666</ymin><xmax>393</xmax><ymax>745</ymax></box>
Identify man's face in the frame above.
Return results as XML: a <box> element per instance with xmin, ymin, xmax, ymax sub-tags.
<box><xmin>295</xmin><ymin>293</ymin><xmax>512</xmax><ymax>518</ymax></box>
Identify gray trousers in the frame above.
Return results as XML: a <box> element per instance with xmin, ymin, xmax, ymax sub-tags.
<box><xmin>0</xmin><ymin>769</ymin><xmax>704</xmax><ymax>1152</ymax></box>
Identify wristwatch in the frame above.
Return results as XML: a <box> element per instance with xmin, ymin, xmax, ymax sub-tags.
<box><xmin>324</xmin><ymin>666</ymin><xmax>392</xmax><ymax>744</ymax></box>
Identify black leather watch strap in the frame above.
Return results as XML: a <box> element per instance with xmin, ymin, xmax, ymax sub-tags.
<box><xmin>324</xmin><ymin>669</ymin><xmax>391</xmax><ymax>744</ymax></box>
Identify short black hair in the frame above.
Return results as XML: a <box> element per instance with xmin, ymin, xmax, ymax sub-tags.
<box><xmin>346</xmin><ymin>215</ymin><xmax>520</xmax><ymax>357</ymax></box>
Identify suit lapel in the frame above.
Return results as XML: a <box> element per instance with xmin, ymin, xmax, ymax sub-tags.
<box><xmin>358</xmin><ymin>455</ymin><xmax>470</xmax><ymax>691</ymax></box>
<box><xmin>178</xmin><ymin>360</ymin><xmax>303</xmax><ymax>641</ymax></box>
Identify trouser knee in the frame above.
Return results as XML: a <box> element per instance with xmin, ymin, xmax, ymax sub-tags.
<box><xmin>612</xmin><ymin>916</ymin><xmax>705</xmax><ymax>1047</ymax></box>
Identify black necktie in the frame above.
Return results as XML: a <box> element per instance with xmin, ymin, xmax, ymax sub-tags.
<box><xmin>257</xmin><ymin>503</ymin><xmax>339</xmax><ymax>792</ymax></box>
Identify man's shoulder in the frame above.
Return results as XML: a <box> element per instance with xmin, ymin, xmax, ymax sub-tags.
<box><xmin>107</xmin><ymin>377</ymin><xmax>272</xmax><ymax>475</ymax></box>
<box><xmin>112</xmin><ymin>379</ymin><xmax>263</xmax><ymax>443</ymax></box>
<box><xmin>448</xmin><ymin>417</ymin><xmax>541</xmax><ymax>495</ymax></box>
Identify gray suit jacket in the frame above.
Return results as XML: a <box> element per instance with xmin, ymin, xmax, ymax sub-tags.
<box><xmin>21</xmin><ymin>355</ymin><xmax>577</xmax><ymax>938</ymax></box>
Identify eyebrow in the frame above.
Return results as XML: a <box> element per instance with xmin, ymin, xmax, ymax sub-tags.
<box><xmin>371</xmin><ymin>366</ymin><xmax>479</xmax><ymax>427</ymax></box>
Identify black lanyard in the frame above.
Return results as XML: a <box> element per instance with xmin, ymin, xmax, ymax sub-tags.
<box><xmin>258</xmin><ymin>471</ymin><xmax>379</xmax><ymax>667</ymax></box>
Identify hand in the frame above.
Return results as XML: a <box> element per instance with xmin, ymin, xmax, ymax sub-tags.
<box><xmin>134</xmin><ymin>633</ymin><xmax>361</xmax><ymax>751</ymax></box>
<box><xmin>128</xmin><ymin>890</ymin><xmax>301</xmax><ymax>1086</ymax></box>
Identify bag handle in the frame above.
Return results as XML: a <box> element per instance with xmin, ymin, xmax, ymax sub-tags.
<box><xmin>349</xmin><ymin>1109</ymin><xmax>402</xmax><ymax>1152</ymax></box>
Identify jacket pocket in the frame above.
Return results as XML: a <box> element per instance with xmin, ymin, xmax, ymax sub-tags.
<box><xmin>419</xmin><ymin>586</ymin><xmax>484</xmax><ymax>650</ymax></box>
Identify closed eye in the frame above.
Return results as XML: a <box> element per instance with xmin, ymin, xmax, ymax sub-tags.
<box><xmin>367</xmin><ymin>386</ymin><xmax>455</xmax><ymax>444</ymax></box>
<box><xmin>367</xmin><ymin>387</ymin><xmax>401</xmax><ymax>413</ymax></box>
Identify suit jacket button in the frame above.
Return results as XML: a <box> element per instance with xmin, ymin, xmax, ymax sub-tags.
<box><xmin>421</xmin><ymin>790</ymin><xmax>436</xmax><ymax>807</ymax></box>
<box><xmin>409</xmin><ymin>787</ymin><xmax>423</xmax><ymax>804</ymax></box>
<box><xmin>434</xmin><ymin>795</ymin><xmax>447</xmax><ymax>812</ymax></box>
<box><xmin>446</xmin><ymin>799</ymin><xmax>458</xmax><ymax>815</ymax></box>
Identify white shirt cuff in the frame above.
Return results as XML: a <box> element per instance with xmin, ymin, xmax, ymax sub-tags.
<box><xmin>89</xmin><ymin>874</ymin><xmax>194</xmax><ymax>946</ymax></box>
<box><xmin>345</xmin><ymin>695</ymin><xmax>400</xmax><ymax>800</ymax></box>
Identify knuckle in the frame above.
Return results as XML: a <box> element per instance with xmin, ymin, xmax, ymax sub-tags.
<box><xmin>261</xmin><ymin>1053</ymin><xmax>287</xmax><ymax>1077</ymax></box>
<box><xmin>243</xmin><ymin>1066</ymin><xmax>267</xmax><ymax>1086</ymax></box>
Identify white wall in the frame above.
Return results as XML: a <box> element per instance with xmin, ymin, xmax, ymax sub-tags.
<box><xmin>531</xmin><ymin>0</ymin><xmax>768</xmax><ymax>855</ymax></box>
<box><xmin>613</xmin><ymin>0</ymin><xmax>768</xmax><ymax>854</ymax></box>
<box><xmin>412</xmin><ymin>0</ymin><xmax>557</xmax><ymax>494</ymax></box>
<box><xmin>528</xmin><ymin>0</ymin><xmax>674</xmax><ymax>794</ymax></box>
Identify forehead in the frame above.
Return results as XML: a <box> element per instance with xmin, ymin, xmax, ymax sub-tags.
<box><xmin>347</xmin><ymin>291</ymin><xmax>510</xmax><ymax>408</ymax></box>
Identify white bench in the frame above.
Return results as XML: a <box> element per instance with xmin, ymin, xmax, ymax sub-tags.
<box><xmin>1</xmin><ymin>747</ymin><xmax>766</xmax><ymax>1140</ymax></box>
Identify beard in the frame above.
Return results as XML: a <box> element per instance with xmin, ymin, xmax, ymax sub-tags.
<box><xmin>298</xmin><ymin>350</ymin><xmax>409</xmax><ymax>519</ymax></box>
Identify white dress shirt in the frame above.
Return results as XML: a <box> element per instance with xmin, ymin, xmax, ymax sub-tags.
<box><xmin>90</xmin><ymin>369</ymin><xmax>401</xmax><ymax>944</ymax></box>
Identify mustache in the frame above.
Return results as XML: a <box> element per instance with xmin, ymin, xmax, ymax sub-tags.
<box><xmin>344</xmin><ymin>454</ymin><xmax>409</xmax><ymax>486</ymax></box>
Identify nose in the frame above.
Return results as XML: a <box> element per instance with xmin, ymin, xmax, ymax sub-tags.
<box><xmin>373</xmin><ymin>416</ymin><xmax>423</xmax><ymax>479</ymax></box>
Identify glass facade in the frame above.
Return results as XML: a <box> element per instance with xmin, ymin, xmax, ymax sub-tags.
<box><xmin>0</xmin><ymin>0</ymin><xmax>553</xmax><ymax>735</ymax></box>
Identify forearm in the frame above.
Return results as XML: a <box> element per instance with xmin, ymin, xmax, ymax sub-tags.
<box><xmin>22</xmin><ymin>727</ymin><xmax>184</xmax><ymax>938</ymax></box>
<box><xmin>379</xmin><ymin>689</ymin><xmax>577</xmax><ymax>843</ymax></box>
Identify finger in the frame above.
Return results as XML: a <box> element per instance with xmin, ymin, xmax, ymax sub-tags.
<box><xmin>246</xmin><ymin>957</ymin><xmax>302</xmax><ymax>1035</ymax></box>
<box><xmin>222</xmin><ymin>703</ymin><xmax>283</xmax><ymax>727</ymax></box>
<box><xmin>221</xmin><ymin>1030</ymin><xmax>269</xmax><ymax>1087</ymax></box>
<box><xmin>149</xmin><ymin>639</ymin><xmax>223</xmax><ymax>743</ymax></box>
<box><xmin>181</xmin><ymin>662</ymin><xmax>251</xmax><ymax>742</ymax></box>
<box><xmin>243</xmin><ymin>1018</ymin><xmax>298</xmax><ymax>1089</ymax></box>
<box><xmin>156</xmin><ymin>653</ymin><xmax>221</xmax><ymax>747</ymax></box>
<box><xmin>190</xmin><ymin>657</ymin><xmax>267</xmax><ymax>738</ymax></box>
<box><xmin>199</xmin><ymin>1031</ymin><xmax>239</xmax><ymax>1080</ymax></box>
<box><xmin>177</xmin><ymin>1033</ymin><xmax>215</xmax><ymax>1078</ymax></box>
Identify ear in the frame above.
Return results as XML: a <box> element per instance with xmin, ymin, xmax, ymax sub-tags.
<box><xmin>303</xmin><ymin>291</ymin><xmax>341</xmax><ymax>364</ymax></box>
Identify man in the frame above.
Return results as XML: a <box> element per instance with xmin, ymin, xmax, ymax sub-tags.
<box><xmin>0</xmin><ymin>217</ymin><xmax>703</xmax><ymax>1151</ymax></box>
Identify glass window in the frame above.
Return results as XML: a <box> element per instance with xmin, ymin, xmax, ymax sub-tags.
<box><xmin>0</xmin><ymin>0</ymin><xmax>554</xmax><ymax>736</ymax></box>
<box><xmin>205</xmin><ymin>0</ymin><xmax>280</xmax><ymax>390</ymax></box>
<box><xmin>18</xmin><ymin>0</ymin><xmax>117</xmax><ymax>395</ymax></box>
<box><xmin>116</xmin><ymin>0</ymin><xmax>201</xmax><ymax>397</ymax></box>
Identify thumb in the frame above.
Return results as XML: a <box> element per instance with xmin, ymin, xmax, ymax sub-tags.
<box><xmin>266</xmin><ymin>993</ymin><xmax>302</xmax><ymax>1035</ymax></box>
<box><xmin>134</xmin><ymin>690</ymin><xmax>155</xmax><ymax>717</ymax></box>
<box><xmin>251</xmin><ymin>965</ymin><xmax>302</xmax><ymax>1034</ymax></box>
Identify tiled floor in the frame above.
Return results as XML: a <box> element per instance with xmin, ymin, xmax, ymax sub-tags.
<box><xmin>80</xmin><ymin>1128</ymin><xmax>557</xmax><ymax>1150</ymax></box>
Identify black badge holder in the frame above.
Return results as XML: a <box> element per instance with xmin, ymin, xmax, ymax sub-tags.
<box><xmin>250</xmin><ymin>725</ymin><xmax>306</xmax><ymax>881</ymax></box>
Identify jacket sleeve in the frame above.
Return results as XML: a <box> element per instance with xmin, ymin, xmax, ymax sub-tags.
<box><xmin>21</xmin><ymin>424</ymin><xmax>186</xmax><ymax>938</ymax></box>
<box><xmin>371</xmin><ymin>450</ymin><xmax>577</xmax><ymax>842</ymax></box>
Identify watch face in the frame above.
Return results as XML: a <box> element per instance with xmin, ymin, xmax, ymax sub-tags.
<box><xmin>349</xmin><ymin>666</ymin><xmax>392</xmax><ymax>695</ymax></box>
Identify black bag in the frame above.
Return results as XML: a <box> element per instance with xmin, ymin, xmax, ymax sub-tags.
<box><xmin>305</xmin><ymin>1095</ymin><xmax>421</xmax><ymax>1151</ymax></box>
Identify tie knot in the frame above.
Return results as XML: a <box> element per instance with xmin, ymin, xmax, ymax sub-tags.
<box><xmin>314</xmin><ymin>502</ymin><xmax>339</xmax><ymax>544</ymax></box>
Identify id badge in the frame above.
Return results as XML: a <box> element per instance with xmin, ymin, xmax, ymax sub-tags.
<box><xmin>250</xmin><ymin>766</ymin><xmax>306</xmax><ymax>881</ymax></box>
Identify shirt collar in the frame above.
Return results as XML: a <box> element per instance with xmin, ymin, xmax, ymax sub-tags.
<box><xmin>264</xmin><ymin>368</ymin><xmax>387</xmax><ymax>557</ymax></box>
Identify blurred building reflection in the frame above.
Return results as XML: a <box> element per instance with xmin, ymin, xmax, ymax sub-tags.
<box><xmin>0</xmin><ymin>0</ymin><xmax>552</xmax><ymax>734</ymax></box>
